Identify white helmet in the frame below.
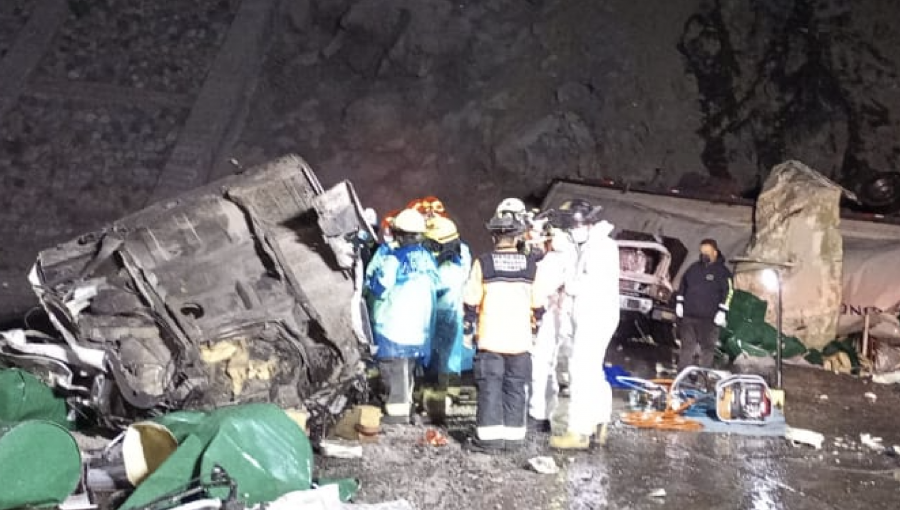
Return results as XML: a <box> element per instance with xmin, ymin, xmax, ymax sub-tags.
<box><xmin>496</xmin><ymin>197</ymin><xmax>527</xmax><ymax>218</ymax></box>
<box><xmin>392</xmin><ymin>208</ymin><xmax>427</xmax><ymax>234</ymax></box>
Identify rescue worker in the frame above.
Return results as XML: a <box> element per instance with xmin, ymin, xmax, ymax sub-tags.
<box><xmin>674</xmin><ymin>238</ymin><xmax>734</xmax><ymax>370</ymax></box>
<box><xmin>379</xmin><ymin>209</ymin><xmax>402</xmax><ymax>248</ymax></box>
<box><xmin>424</xmin><ymin>216</ymin><xmax>474</xmax><ymax>382</ymax></box>
<box><xmin>463</xmin><ymin>210</ymin><xmax>543</xmax><ymax>452</ymax></box>
<box><xmin>494</xmin><ymin>198</ymin><xmax>535</xmax><ymax>256</ymax></box>
<box><xmin>527</xmin><ymin>227</ymin><xmax>574</xmax><ymax>432</ymax></box>
<box><xmin>548</xmin><ymin>199</ymin><xmax>620</xmax><ymax>450</ymax></box>
<box><xmin>364</xmin><ymin>209</ymin><xmax>443</xmax><ymax>424</ymax></box>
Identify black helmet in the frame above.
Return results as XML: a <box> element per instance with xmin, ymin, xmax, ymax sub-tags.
<box><xmin>554</xmin><ymin>199</ymin><xmax>602</xmax><ymax>229</ymax></box>
<box><xmin>485</xmin><ymin>210</ymin><xmax>526</xmax><ymax>235</ymax></box>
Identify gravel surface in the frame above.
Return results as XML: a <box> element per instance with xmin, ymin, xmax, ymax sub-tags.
<box><xmin>37</xmin><ymin>0</ymin><xmax>240</xmax><ymax>94</ymax></box>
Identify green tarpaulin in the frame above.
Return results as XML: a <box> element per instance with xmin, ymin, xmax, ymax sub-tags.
<box><xmin>719</xmin><ymin>291</ymin><xmax>808</xmax><ymax>360</ymax></box>
<box><xmin>122</xmin><ymin>403</ymin><xmax>356</xmax><ymax>509</ymax></box>
<box><xmin>0</xmin><ymin>421</ymin><xmax>82</xmax><ymax>510</ymax></box>
<box><xmin>0</xmin><ymin>368</ymin><xmax>71</xmax><ymax>428</ymax></box>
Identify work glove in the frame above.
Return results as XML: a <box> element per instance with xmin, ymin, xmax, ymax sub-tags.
<box><xmin>714</xmin><ymin>310</ymin><xmax>727</xmax><ymax>328</ymax></box>
<box><xmin>675</xmin><ymin>303</ymin><xmax>684</xmax><ymax>319</ymax></box>
<box><xmin>531</xmin><ymin>307</ymin><xmax>546</xmax><ymax>335</ymax></box>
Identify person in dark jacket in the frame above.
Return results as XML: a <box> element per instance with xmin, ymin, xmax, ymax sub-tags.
<box><xmin>675</xmin><ymin>239</ymin><xmax>734</xmax><ymax>370</ymax></box>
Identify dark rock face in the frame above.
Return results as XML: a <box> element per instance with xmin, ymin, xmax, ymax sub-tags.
<box><xmin>233</xmin><ymin>0</ymin><xmax>900</xmax><ymax>243</ymax></box>
<box><xmin>678</xmin><ymin>0</ymin><xmax>900</xmax><ymax>191</ymax></box>
<box><xmin>3</xmin><ymin>0</ymin><xmax>900</xmax><ymax>317</ymax></box>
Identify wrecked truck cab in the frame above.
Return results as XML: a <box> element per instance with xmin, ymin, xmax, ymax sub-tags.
<box><xmin>615</xmin><ymin>230</ymin><xmax>687</xmax><ymax>325</ymax></box>
<box><xmin>21</xmin><ymin>155</ymin><xmax>373</xmax><ymax>432</ymax></box>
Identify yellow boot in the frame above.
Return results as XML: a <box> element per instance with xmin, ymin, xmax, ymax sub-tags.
<box><xmin>549</xmin><ymin>431</ymin><xmax>590</xmax><ymax>450</ymax></box>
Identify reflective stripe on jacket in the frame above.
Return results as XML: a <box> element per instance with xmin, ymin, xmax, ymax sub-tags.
<box><xmin>464</xmin><ymin>249</ymin><xmax>538</xmax><ymax>354</ymax></box>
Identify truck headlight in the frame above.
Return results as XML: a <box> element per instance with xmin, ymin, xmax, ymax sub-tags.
<box><xmin>654</xmin><ymin>286</ymin><xmax>672</xmax><ymax>303</ymax></box>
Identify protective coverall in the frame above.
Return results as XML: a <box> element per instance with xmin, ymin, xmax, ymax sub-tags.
<box><xmin>365</xmin><ymin>242</ymin><xmax>442</xmax><ymax>422</ymax></box>
<box><xmin>528</xmin><ymin>231</ymin><xmax>574</xmax><ymax>426</ymax></box>
<box><xmin>553</xmin><ymin>220</ymin><xmax>620</xmax><ymax>442</ymax></box>
<box><xmin>431</xmin><ymin>241</ymin><xmax>474</xmax><ymax>375</ymax></box>
<box><xmin>464</xmin><ymin>245</ymin><xmax>542</xmax><ymax>451</ymax></box>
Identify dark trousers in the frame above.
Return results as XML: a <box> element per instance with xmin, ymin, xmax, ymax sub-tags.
<box><xmin>474</xmin><ymin>351</ymin><xmax>532</xmax><ymax>448</ymax></box>
<box><xmin>678</xmin><ymin>317</ymin><xmax>719</xmax><ymax>370</ymax></box>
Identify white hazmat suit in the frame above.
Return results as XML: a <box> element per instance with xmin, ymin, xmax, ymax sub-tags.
<box><xmin>529</xmin><ymin>230</ymin><xmax>573</xmax><ymax>424</ymax></box>
<box><xmin>560</xmin><ymin>220</ymin><xmax>620</xmax><ymax>436</ymax></box>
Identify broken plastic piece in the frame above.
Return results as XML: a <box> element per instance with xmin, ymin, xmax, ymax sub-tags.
<box><xmin>784</xmin><ymin>426</ymin><xmax>824</xmax><ymax>449</ymax></box>
<box><xmin>320</xmin><ymin>439</ymin><xmax>364</xmax><ymax>459</ymax></box>
<box><xmin>648</xmin><ymin>489</ymin><xmax>667</xmax><ymax>498</ymax></box>
<box><xmin>418</xmin><ymin>429</ymin><xmax>449</xmax><ymax>447</ymax></box>
<box><xmin>528</xmin><ymin>456</ymin><xmax>559</xmax><ymax>475</ymax></box>
<box><xmin>860</xmin><ymin>433</ymin><xmax>884</xmax><ymax>451</ymax></box>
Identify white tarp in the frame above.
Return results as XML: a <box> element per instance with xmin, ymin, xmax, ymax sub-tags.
<box><xmin>543</xmin><ymin>180</ymin><xmax>900</xmax><ymax>338</ymax></box>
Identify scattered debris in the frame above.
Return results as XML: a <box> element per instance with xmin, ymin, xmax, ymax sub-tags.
<box><xmin>872</xmin><ymin>371</ymin><xmax>900</xmax><ymax>385</ymax></box>
<box><xmin>785</xmin><ymin>427</ymin><xmax>825</xmax><ymax>449</ymax></box>
<box><xmin>860</xmin><ymin>433</ymin><xmax>885</xmax><ymax>452</ymax></box>
<box><xmin>864</xmin><ymin>392</ymin><xmax>877</xmax><ymax>403</ymax></box>
<box><xmin>648</xmin><ymin>488</ymin><xmax>667</xmax><ymax>498</ymax></box>
<box><xmin>527</xmin><ymin>457</ymin><xmax>559</xmax><ymax>475</ymax></box>
<box><xmin>333</xmin><ymin>406</ymin><xmax>383</xmax><ymax>443</ymax></box>
<box><xmin>320</xmin><ymin>439</ymin><xmax>364</xmax><ymax>459</ymax></box>
<box><xmin>418</xmin><ymin>429</ymin><xmax>449</xmax><ymax>447</ymax></box>
<box><xmin>0</xmin><ymin>156</ymin><xmax>375</xmax><ymax>439</ymax></box>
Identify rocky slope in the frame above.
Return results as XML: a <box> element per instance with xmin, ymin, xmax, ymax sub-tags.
<box><xmin>231</xmin><ymin>0</ymin><xmax>900</xmax><ymax>248</ymax></box>
<box><xmin>2</xmin><ymin>0</ymin><xmax>900</xmax><ymax>317</ymax></box>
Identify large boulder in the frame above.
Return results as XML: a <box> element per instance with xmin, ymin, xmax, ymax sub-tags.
<box><xmin>734</xmin><ymin>160</ymin><xmax>845</xmax><ymax>350</ymax></box>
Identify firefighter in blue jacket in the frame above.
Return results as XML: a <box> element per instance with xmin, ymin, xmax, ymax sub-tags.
<box><xmin>675</xmin><ymin>238</ymin><xmax>734</xmax><ymax>370</ymax></box>
<box><xmin>365</xmin><ymin>208</ymin><xmax>443</xmax><ymax>424</ymax></box>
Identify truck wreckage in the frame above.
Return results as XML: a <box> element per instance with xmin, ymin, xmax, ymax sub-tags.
<box><xmin>0</xmin><ymin>155</ymin><xmax>374</xmax><ymax>436</ymax></box>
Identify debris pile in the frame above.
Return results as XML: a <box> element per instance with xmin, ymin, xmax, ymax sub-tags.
<box><xmin>0</xmin><ymin>156</ymin><xmax>410</xmax><ymax>510</ymax></box>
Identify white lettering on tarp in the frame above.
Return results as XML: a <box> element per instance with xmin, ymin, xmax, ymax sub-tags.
<box><xmin>840</xmin><ymin>303</ymin><xmax>884</xmax><ymax>316</ymax></box>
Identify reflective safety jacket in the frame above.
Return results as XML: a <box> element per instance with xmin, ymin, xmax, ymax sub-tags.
<box><xmin>464</xmin><ymin>248</ymin><xmax>540</xmax><ymax>355</ymax></box>
<box><xmin>433</xmin><ymin>242</ymin><xmax>473</xmax><ymax>373</ymax></box>
<box><xmin>365</xmin><ymin>243</ymin><xmax>441</xmax><ymax>362</ymax></box>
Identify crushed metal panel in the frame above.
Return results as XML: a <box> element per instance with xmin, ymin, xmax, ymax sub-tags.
<box><xmin>25</xmin><ymin>154</ymin><xmax>367</xmax><ymax>430</ymax></box>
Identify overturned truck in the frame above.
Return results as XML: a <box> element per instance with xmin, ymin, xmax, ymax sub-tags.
<box><xmin>2</xmin><ymin>155</ymin><xmax>373</xmax><ymax>434</ymax></box>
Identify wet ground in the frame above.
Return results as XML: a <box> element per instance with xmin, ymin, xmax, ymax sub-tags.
<box><xmin>317</xmin><ymin>341</ymin><xmax>900</xmax><ymax>510</ymax></box>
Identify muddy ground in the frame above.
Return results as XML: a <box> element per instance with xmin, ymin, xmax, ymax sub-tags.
<box><xmin>317</xmin><ymin>344</ymin><xmax>900</xmax><ymax>510</ymax></box>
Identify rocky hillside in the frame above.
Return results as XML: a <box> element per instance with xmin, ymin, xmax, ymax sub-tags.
<box><xmin>231</xmin><ymin>0</ymin><xmax>900</xmax><ymax>247</ymax></box>
<box><xmin>2</xmin><ymin>0</ymin><xmax>900</xmax><ymax>317</ymax></box>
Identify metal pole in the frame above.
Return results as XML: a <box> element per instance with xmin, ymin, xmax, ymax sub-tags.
<box><xmin>775</xmin><ymin>271</ymin><xmax>783</xmax><ymax>389</ymax></box>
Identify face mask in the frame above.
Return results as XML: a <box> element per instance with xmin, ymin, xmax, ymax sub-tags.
<box><xmin>700</xmin><ymin>254</ymin><xmax>711</xmax><ymax>264</ymax></box>
<box><xmin>569</xmin><ymin>226</ymin><xmax>589</xmax><ymax>244</ymax></box>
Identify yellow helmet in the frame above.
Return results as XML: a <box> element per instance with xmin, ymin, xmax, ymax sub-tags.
<box><xmin>425</xmin><ymin>216</ymin><xmax>459</xmax><ymax>244</ymax></box>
